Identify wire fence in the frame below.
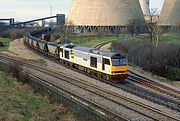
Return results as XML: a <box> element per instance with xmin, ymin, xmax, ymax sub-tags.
<box><xmin>128</xmin><ymin>55</ymin><xmax>180</xmax><ymax>80</ymax></box>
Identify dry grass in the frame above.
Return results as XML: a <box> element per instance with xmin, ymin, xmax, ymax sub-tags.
<box><xmin>0</xmin><ymin>71</ymin><xmax>78</xmax><ymax>121</ymax></box>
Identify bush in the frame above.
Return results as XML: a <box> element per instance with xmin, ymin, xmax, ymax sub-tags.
<box><xmin>0</xmin><ymin>28</ymin><xmax>28</xmax><ymax>40</ymax></box>
<box><xmin>112</xmin><ymin>39</ymin><xmax>180</xmax><ymax>80</ymax></box>
<box><xmin>0</xmin><ymin>42</ymin><xmax>4</xmax><ymax>47</ymax></box>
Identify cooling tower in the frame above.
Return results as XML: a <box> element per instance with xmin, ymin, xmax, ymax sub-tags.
<box><xmin>67</xmin><ymin>0</ymin><xmax>145</xmax><ymax>32</ymax></box>
<box><xmin>139</xmin><ymin>0</ymin><xmax>150</xmax><ymax>16</ymax></box>
<box><xmin>160</xmin><ymin>0</ymin><xmax>180</xmax><ymax>25</ymax></box>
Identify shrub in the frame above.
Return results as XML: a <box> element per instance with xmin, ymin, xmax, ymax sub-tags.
<box><xmin>112</xmin><ymin>39</ymin><xmax>180</xmax><ymax>80</ymax></box>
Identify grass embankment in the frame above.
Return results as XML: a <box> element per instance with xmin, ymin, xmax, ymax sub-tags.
<box><xmin>131</xmin><ymin>33</ymin><xmax>180</xmax><ymax>44</ymax></box>
<box><xmin>0</xmin><ymin>71</ymin><xmax>76</xmax><ymax>121</ymax></box>
<box><xmin>160</xmin><ymin>33</ymin><xmax>180</xmax><ymax>45</ymax></box>
<box><xmin>71</xmin><ymin>33</ymin><xmax>179</xmax><ymax>47</ymax></box>
<box><xmin>0</xmin><ymin>37</ymin><xmax>11</xmax><ymax>51</ymax></box>
<box><xmin>72</xmin><ymin>35</ymin><xmax>123</xmax><ymax>47</ymax></box>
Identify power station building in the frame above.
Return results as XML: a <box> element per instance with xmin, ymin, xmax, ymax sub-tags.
<box><xmin>160</xmin><ymin>0</ymin><xmax>180</xmax><ymax>25</ymax></box>
<box><xmin>67</xmin><ymin>0</ymin><xmax>145</xmax><ymax>32</ymax></box>
<box><xmin>139</xmin><ymin>0</ymin><xmax>150</xmax><ymax>16</ymax></box>
<box><xmin>139</xmin><ymin>0</ymin><xmax>151</xmax><ymax>21</ymax></box>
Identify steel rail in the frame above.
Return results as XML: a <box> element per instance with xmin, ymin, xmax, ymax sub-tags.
<box><xmin>0</xmin><ymin>54</ymin><xmax>179</xmax><ymax>121</ymax></box>
<box><xmin>129</xmin><ymin>70</ymin><xmax>180</xmax><ymax>95</ymax></box>
<box><xmin>28</xmin><ymin>74</ymin><xmax>128</xmax><ymax>121</ymax></box>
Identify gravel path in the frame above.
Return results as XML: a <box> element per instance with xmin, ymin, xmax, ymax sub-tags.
<box><xmin>1</xmin><ymin>38</ymin><xmax>41</xmax><ymax>60</ymax></box>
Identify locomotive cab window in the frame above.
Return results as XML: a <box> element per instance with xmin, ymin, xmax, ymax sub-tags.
<box><xmin>111</xmin><ymin>57</ymin><xmax>126</xmax><ymax>66</ymax></box>
<box><xmin>65</xmin><ymin>50</ymin><xmax>69</xmax><ymax>59</ymax></box>
<box><xmin>90</xmin><ymin>57</ymin><xmax>97</xmax><ymax>68</ymax></box>
<box><xmin>103</xmin><ymin>58</ymin><xmax>110</xmax><ymax>65</ymax></box>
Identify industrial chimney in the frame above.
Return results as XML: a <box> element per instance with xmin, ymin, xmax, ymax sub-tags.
<box><xmin>139</xmin><ymin>0</ymin><xmax>150</xmax><ymax>16</ymax></box>
<box><xmin>67</xmin><ymin>0</ymin><xmax>145</xmax><ymax>32</ymax></box>
<box><xmin>160</xmin><ymin>0</ymin><xmax>180</xmax><ymax>25</ymax></box>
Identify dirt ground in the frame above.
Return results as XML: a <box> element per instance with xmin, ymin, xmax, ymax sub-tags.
<box><xmin>1</xmin><ymin>38</ymin><xmax>41</xmax><ymax>60</ymax></box>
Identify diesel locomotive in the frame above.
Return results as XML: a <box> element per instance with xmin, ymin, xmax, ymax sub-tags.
<box><xmin>23</xmin><ymin>29</ymin><xmax>128</xmax><ymax>83</ymax></box>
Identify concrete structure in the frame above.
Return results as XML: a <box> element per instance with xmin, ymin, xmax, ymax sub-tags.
<box><xmin>0</xmin><ymin>18</ymin><xmax>15</xmax><ymax>25</ymax></box>
<box><xmin>67</xmin><ymin>0</ymin><xmax>145</xmax><ymax>32</ymax></box>
<box><xmin>139</xmin><ymin>0</ymin><xmax>151</xmax><ymax>22</ymax></box>
<box><xmin>160</xmin><ymin>0</ymin><xmax>180</xmax><ymax>25</ymax></box>
<box><xmin>139</xmin><ymin>0</ymin><xmax>150</xmax><ymax>16</ymax></box>
<box><xmin>57</xmin><ymin>14</ymin><xmax>65</xmax><ymax>25</ymax></box>
<box><xmin>12</xmin><ymin>14</ymin><xmax>65</xmax><ymax>27</ymax></box>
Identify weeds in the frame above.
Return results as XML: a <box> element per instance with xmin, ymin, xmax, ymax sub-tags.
<box><xmin>0</xmin><ymin>71</ymin><xmax>76</xmax><ymax>121</ymax></box>
<box><xmin>0</xmin><ymin>37</ymin><xmax>11</xmax><ymax>51</ymax></box>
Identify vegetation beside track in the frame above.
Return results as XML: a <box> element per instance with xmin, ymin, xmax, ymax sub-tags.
<box><xmin>112</xmin><ymin>35</ymin><xmax>180</xmax><ymax>81</ymax></box>
<box><xmin>131</xmin><ymin>33</ymin><xmax>179</xmax><ymax>44</ymax></box>
<box><xmin>0</xmin><ymin>71</ymin><xmax>77</xmax><ymax>121</ymax></box>
<box><xmin>70</xmin><ymin>33</ymin><xmax>179</xmax><ymax>81</ymax></box>
<box><xmin>71</xmin><ymin>35</ymin><xmax>123</xmax><ymax>47</ymax></box>
<box><xmin>0</xmin><ymin>37</ymin><xmax>11</xmax><ymax>51</ymax></box>
<box><xmin>160</xmin><ymin>33</ymin><xmax>180</xmax><ymax>45</ymax></box>
<box><xmin>70</xmin><ymin>33</ymin><xmax>179</xmax><ymax>47</ymax></box>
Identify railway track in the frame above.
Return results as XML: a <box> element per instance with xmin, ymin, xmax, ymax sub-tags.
<box><xmin>0</xmin><ymin>54</ymin><xmax>128</xmax><ymax>121</ymax></box>
<box><xmin>0</xmin><ymin>54</ymin><xmax>179</xmax><ymax>121</ymax></box>
<box><xmin>23</xmin><ymin>39</ymin><xmax>180</xmax><ymax>112</ymax></box>
<box><xmin>118</xmin><ymin>80</ymin><xmax>180</xmax><ymax>112</ymax></box>
<box><xmin>93</xmin><ymin>40</ymin><xmax>112</xmax><ymax>50</ymax></box>
<box><xmin>94</xmin><ymin>40</ymin><xmax>180</xmax><ymax>112</ymax></box>
<box><xmin>127</xmin><ymin>71</ymin><xmax>180</xmax><ymax>111</ymax></box>
<box><xmin>128</xmin><ymin>70</ymin><xmax>180</xmax><ymax>97</ymax></box>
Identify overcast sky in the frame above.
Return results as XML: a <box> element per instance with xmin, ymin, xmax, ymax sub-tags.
<box><xmin>0</xmin><ymin>0</ymin><xmax>164</xmax><ymax>21</ymax></box>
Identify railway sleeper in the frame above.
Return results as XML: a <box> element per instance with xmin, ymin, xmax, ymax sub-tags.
<box><xmin>25</xmin><ymin>39</ymin><xmax>180</xmax><ymax>113</ymax></box>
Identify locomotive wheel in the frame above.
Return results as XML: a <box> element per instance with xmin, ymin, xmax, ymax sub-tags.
<box><xmin>87</xmin><ymin>69</ymin><xmax>91</xmax><ymax>74</ymax></box>
<box><xmin>97</xmin><ymin>72</ymin><xmax>102</xmax><ymax>79</ymax></box>
<box><xmin>106</xmin><ymin>75</ymin><xmax>110</xmax><ymax>81</ymax></box>
<box><xmin>69</xmin><ymin>62</ymin><xmax>73</xmax><ymax>67</ymax></box>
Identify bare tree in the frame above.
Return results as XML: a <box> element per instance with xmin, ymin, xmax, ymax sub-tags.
<box><xmin>147</xmin><ymin>8</ymin><xmax>162</xmax><ymax>47</ymax></box>
<box><xmin>175</xmin><ymin>21</ymin><xmax>180</xmax><ymax>39</ymax></box>
<box><xmin>55</xmin><ymin>19</ymin><xmax>75</xmax><ymax>44</ymax></box>
<box><xmin>127</xmin><ymin>19</ymin><xmax>145</xmax><ymax>37</ymax></box>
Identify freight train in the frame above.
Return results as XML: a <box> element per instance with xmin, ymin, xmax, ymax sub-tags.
<box><xmin>23</xmin><ymin>29</ymin><xmax>128</xmax><ymax>83</ymax></box>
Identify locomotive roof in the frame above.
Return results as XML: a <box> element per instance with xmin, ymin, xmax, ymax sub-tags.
<box><xmin>73</xmin><ymin>46</ymin><xmax>92</xmax><ymax>53</ymax></box>
<box><xmin>73</xmin><ymin>46</ymin><xmax>117</xmax><ymax>57</ymax></box>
